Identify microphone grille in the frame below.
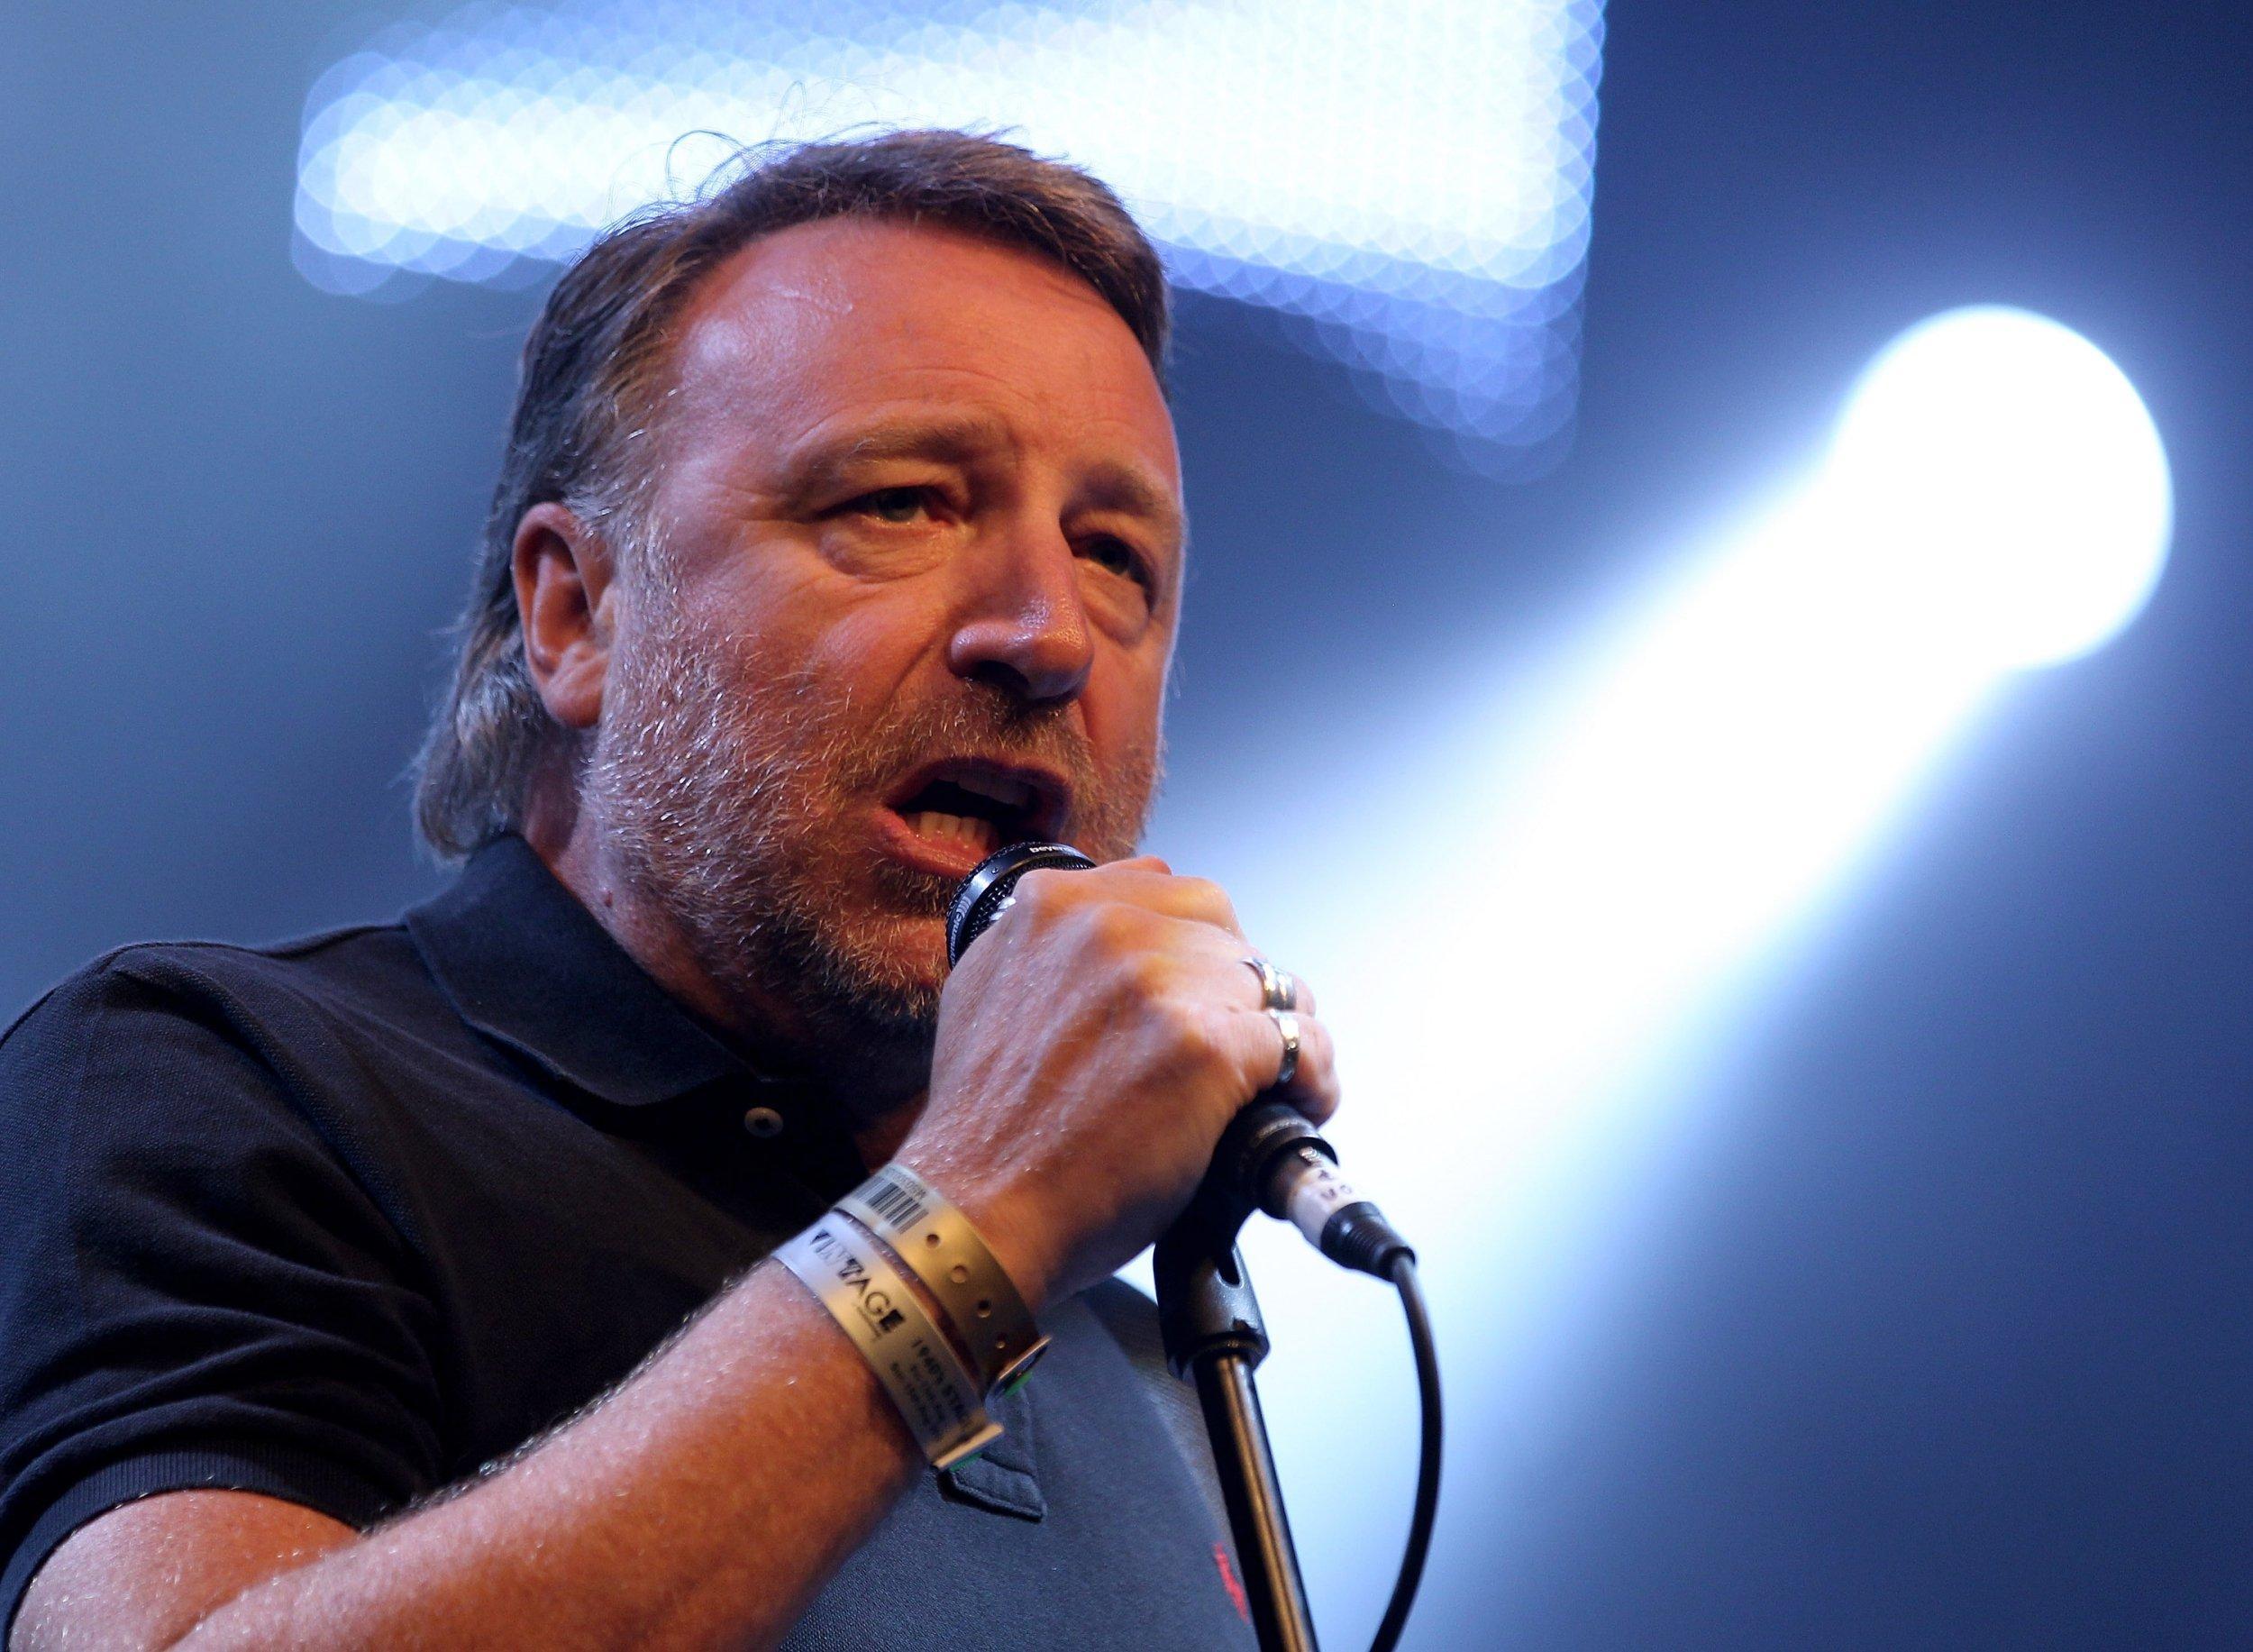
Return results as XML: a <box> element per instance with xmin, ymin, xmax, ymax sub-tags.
<box><xmin>945</xmin><ymin>842</ymin><xmax>1095</xmax><ymax>967</ymax></box>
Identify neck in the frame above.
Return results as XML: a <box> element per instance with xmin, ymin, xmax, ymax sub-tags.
<box><xmin>523</xmin><ymin>797</ymin><xmax>930</xmax><ymax>1167</ymax></box>
<box><xmin>528</xmin><ymin>802</ymin><xmax>771</xmax><ymax>1038</ymax></box>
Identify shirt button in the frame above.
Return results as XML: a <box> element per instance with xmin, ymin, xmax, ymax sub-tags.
<box><xmin>741</xmin><ymin>1105</ymin><xmax>787</xmax><ymax>1139</ymax></box>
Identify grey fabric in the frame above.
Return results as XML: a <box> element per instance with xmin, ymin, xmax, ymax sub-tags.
<box><xmin>1085</xmin><ymin>1278</ymin><xmax>1236</xmax><ymax>1552</ymax></box>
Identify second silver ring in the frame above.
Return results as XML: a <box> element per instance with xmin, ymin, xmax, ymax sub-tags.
<box><xmin>1267</xmin><ymin>1008</ymin><xmax>1301</xmax><ymax>1089</ymax></box>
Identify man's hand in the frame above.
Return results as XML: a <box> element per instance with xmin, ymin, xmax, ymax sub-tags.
<box><xmin>898</xmin><ymin>857</ymin><xmax>1339</xmax><ymax>1309</ymax></box>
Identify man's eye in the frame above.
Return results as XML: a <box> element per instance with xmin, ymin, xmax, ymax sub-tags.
<box><xmin>1081</xmin><ymin>535</ymin><xmax>1148</xmax><ymax>588</ymax></box>
<box><xmin>853</xmin><ymin>487</ymin><xmax>933</xmax><ymax>525</ymax></box>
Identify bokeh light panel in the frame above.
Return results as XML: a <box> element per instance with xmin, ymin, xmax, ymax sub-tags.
<box><xmin>296</xmin><ymin>0</ymin><xmax>1606</xmax><ymax>464</ymax></box>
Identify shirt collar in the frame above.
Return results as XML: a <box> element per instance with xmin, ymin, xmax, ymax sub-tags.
<box><xmin>405</xmin><ymin>834</ymin><xmax>758</xmax><ymax>1109</ymax></box>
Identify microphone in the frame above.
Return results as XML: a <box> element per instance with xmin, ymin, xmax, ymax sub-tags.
<box><xmin>946</xmin><ymin>842</ymin><xmax>1414</xmax><ymax>1279</ymax></box>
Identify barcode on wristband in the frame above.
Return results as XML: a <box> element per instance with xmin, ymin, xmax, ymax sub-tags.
<box><xmin>863</xmin><ymin>1172</ymin><xmax>929</xmax><ymax>1233</ymax></box>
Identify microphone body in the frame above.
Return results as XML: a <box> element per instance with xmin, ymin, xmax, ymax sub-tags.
<box><xmin>945</xmin><ymin>843</ymin><xmax>1412</xmax><ymax>1278</ymax></box>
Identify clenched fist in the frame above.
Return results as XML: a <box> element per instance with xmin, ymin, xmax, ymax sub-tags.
<box><xmin>896</xmin><ymin>857</ymin><xmax>1338</xmax><ymax>1310</ymax></box>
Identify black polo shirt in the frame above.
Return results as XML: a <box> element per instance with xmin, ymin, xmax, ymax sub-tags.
<box><xmin>0</xmin><ymin>836</ymin><xmax>1254</xmax><ymax>1646</ymax></box>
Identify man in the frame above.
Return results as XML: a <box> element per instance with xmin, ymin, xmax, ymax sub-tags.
<box><xmin>0</xmin><ymin>132</ymin><xmax>1337</xmax><ymax>1647</ymax></box>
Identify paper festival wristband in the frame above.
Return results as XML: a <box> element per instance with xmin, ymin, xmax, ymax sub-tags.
<box><xmin>837</xmin><ymin>1163</ymin><xmax>1051</xmax><ymax>1396</ymax></box>
<box><xmin>771</xmin><ymin>1210</ymin><xmax>1001</xmax><ymax>1470</ymax></box>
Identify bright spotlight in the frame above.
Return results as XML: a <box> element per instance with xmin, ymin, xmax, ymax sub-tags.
<box><xmin>1819</xmin><ymin>306</ymin><xmax>2173</xmax><ymax>667</ymax></box>
<box><xmin>1150</xmin><ymin>309</ymin><xmax>2174</xmax><ymax>1642</ymax></box>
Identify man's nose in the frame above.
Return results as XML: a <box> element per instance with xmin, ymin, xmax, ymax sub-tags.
<box><xmin>945</xmin><ymin>525</ymin><xmax>1095</xmax><ymax>704</ymax></box>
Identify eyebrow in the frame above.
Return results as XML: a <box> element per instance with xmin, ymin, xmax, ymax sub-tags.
<box><xmin>777</xmin><ymin>412</ymin><xmax>1016</xmax><ymax>490</ymax></box>
<box><xmin>785</xmin><ymin>414</ymin><xmax>1188</xmax><ymax>550</ymax></box>
<box><xmin>828</xmin><ymin>413</ymin><xmax>1007</xmax><ymax>470</ymax></box>
<box><xmin>1077</xmin><ymin>459</ymin><xmax>1189</xmax><ymax>553</ymax></box>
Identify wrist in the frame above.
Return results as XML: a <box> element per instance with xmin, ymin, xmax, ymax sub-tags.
<box><xmin>837</xmin><ymin>1164</ymin><xmax>1051</xmax><ymax>1397</ymax></box>
<box><xmin>889</xmin><ymin>1144</ymin><xmax>1057</xmax><ymax>1312</ymax></box>
<box><xmin>771</xmin><ymin>1211</ymin><xmax>1003</xmax><ymax>1469</ymax></box>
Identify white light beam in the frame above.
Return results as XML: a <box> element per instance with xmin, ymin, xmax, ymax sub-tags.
<box><xmin>1156</xmin><ymin>306</ymin><xmax>2173</xmax><ymax>1642</ymax></box>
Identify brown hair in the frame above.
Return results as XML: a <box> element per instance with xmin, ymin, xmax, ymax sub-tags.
<box><xmin>411</xmin><ymin>129</ymin><xmax>1171</xmax><ymax>861</ymax></box>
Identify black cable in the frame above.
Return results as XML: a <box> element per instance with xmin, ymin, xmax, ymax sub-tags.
<box><xmin>1371</xmin><ymin>1255</ymin><xmax>1442</xmax><ymax>1652</ymax></box>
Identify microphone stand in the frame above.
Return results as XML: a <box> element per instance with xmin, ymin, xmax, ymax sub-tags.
<box><xmin>1154</xmin><ymin>1183</ymin><xmax>1318</xmax><ymax>1652</ymax></box>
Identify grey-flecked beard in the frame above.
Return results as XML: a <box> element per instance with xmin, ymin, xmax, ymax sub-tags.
<box><xmin>583</xmin><ymin>569</ymin><xmax>1161</xmax><ymax>1118</ymax></box>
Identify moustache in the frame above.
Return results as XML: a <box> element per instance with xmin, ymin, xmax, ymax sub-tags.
<box><xmin>834</xmin><ymin>687</ymin><xmax>1104</xmax><ymax>808</ymax></box>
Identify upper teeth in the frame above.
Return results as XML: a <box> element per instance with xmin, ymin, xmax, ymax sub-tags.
<box><xmin>951</xmin><ymin>771</ymin><xmax>1035</xmax><ymax>809</ymax></box>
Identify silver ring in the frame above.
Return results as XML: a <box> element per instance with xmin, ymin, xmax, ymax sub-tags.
<box><xmin>1242</xmin><ymin>955</ymin><xmax>1299</xmax><ymax>1012</ymax></box>
<box><xmin>1267</xmin><ymin>1008</ymin><xmax>1300</xmax><ymax>1089</ymax></box>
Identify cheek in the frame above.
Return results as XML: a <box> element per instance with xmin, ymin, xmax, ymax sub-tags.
<box><xmin>804</xmin><ymin>592</ymin><xmax>949</xmax><ymax>698</ymax></box>
<box><xmin>1084</xmin><ymin>652</ymin><xmax>1170</xmax><ymax>760</ymax></box>
<box><xmin>673</xmin><ymin>554</ymin><xmax>925</xmax><ymax>694</ymax></box>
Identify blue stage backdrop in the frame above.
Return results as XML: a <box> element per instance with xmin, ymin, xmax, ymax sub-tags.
<box><xmin>5</xmin><ymin>4</ymin><xmax>2250</xmax><ymax>1645</ymax></box>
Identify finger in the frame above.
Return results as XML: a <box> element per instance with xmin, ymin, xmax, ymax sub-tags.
<box><xmin>1226</xmin><ymin>1005</ymin><xmax>1340</xmax><ymax>1128</ymax></box>
<box><xmin>1235</xmin><ymin>954</ymin><xmax>1317</xmax><ymax>1018</ymax></box>
<box><xmin>1056</xmin><ymin>864</ymin><xmax>1245</xmax><ymax>936</ymax></box>
<box><xmin>1279</xmin><ymin>1010</ymin><xmax>1339</xmax><ymax>1126</ymax></box>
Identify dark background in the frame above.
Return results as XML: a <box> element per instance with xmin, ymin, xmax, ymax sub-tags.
<box><xmin>6</xmin><ymin>4</ymin><xmax>2249</xmax><ymax>1645</ymax></box>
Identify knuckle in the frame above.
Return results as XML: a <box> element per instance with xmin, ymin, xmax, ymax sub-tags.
<box><xmin>1011</xmin><ymin>867</ymin><xmax>1078</xmax><ymax>915</ymax></box>
<box><xmin>1167</xmin><ymin>1004</ymin><xmax>1227</xmax><ymax>1069</ymax></box>
<box><xmin>1176</xmin><ymin>876</ymin><xmax>1236</xmax><ymax>926</ymax></box>
<box><xmin>1117</xmin><ymin>948</ymin><xmax>1176</xmax><ymax>1003</ymax></box>
<box><xmin>1078</xmin><ymin>899</ymin><xmax>1153</xmax><ymax>955</ymax></box>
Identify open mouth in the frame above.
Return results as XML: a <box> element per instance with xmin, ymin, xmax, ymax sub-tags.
<box><xmin>883</xmin><ymin>761</ymin><xmax>1067</xmax><ymax>864</ymax></box>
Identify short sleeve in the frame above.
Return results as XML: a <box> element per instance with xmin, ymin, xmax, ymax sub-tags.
<box><xmin>0</xmin><ymin>953</ymin><xmax>447</xmax><ymax>1633</ymax></box>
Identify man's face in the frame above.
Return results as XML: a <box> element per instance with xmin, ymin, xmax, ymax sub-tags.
<box><xmin>582</xmin><ymin>217</ymin><xmax>1182</xmax><ymax>1090</ymax></box>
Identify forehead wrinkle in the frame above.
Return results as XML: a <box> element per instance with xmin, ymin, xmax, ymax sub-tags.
<box><xmin>661</xmin><ymin>222</ymin><xmax>1179</xmax><ymax>528</ymax></box>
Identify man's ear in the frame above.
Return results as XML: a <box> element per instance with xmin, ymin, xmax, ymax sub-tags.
<box><xmin>513</xmin><ymin>502</ymin><xmax>619</xmax><ymax>731</ymax></box>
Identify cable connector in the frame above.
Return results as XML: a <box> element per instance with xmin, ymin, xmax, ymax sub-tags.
<box><xmin>1319</xmin><ymin>1201</ymin><xmax>1416</xmax><ymax>1277</ymax></box>
<box><xmin>1269</xmin><ymin>1142</ymin><xmax>1416</xmax><ymax>1277</ymax></box>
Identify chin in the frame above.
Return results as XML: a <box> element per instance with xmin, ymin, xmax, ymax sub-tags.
<box><xmin>824</xmin><ymin>907</ymin><xmax>950</xmax><ymax>1006</ymax></box>
<box><xmin>880</xmin><ymin>912</ymin><xmax>952</xmax><ymax>992</ymax></box>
